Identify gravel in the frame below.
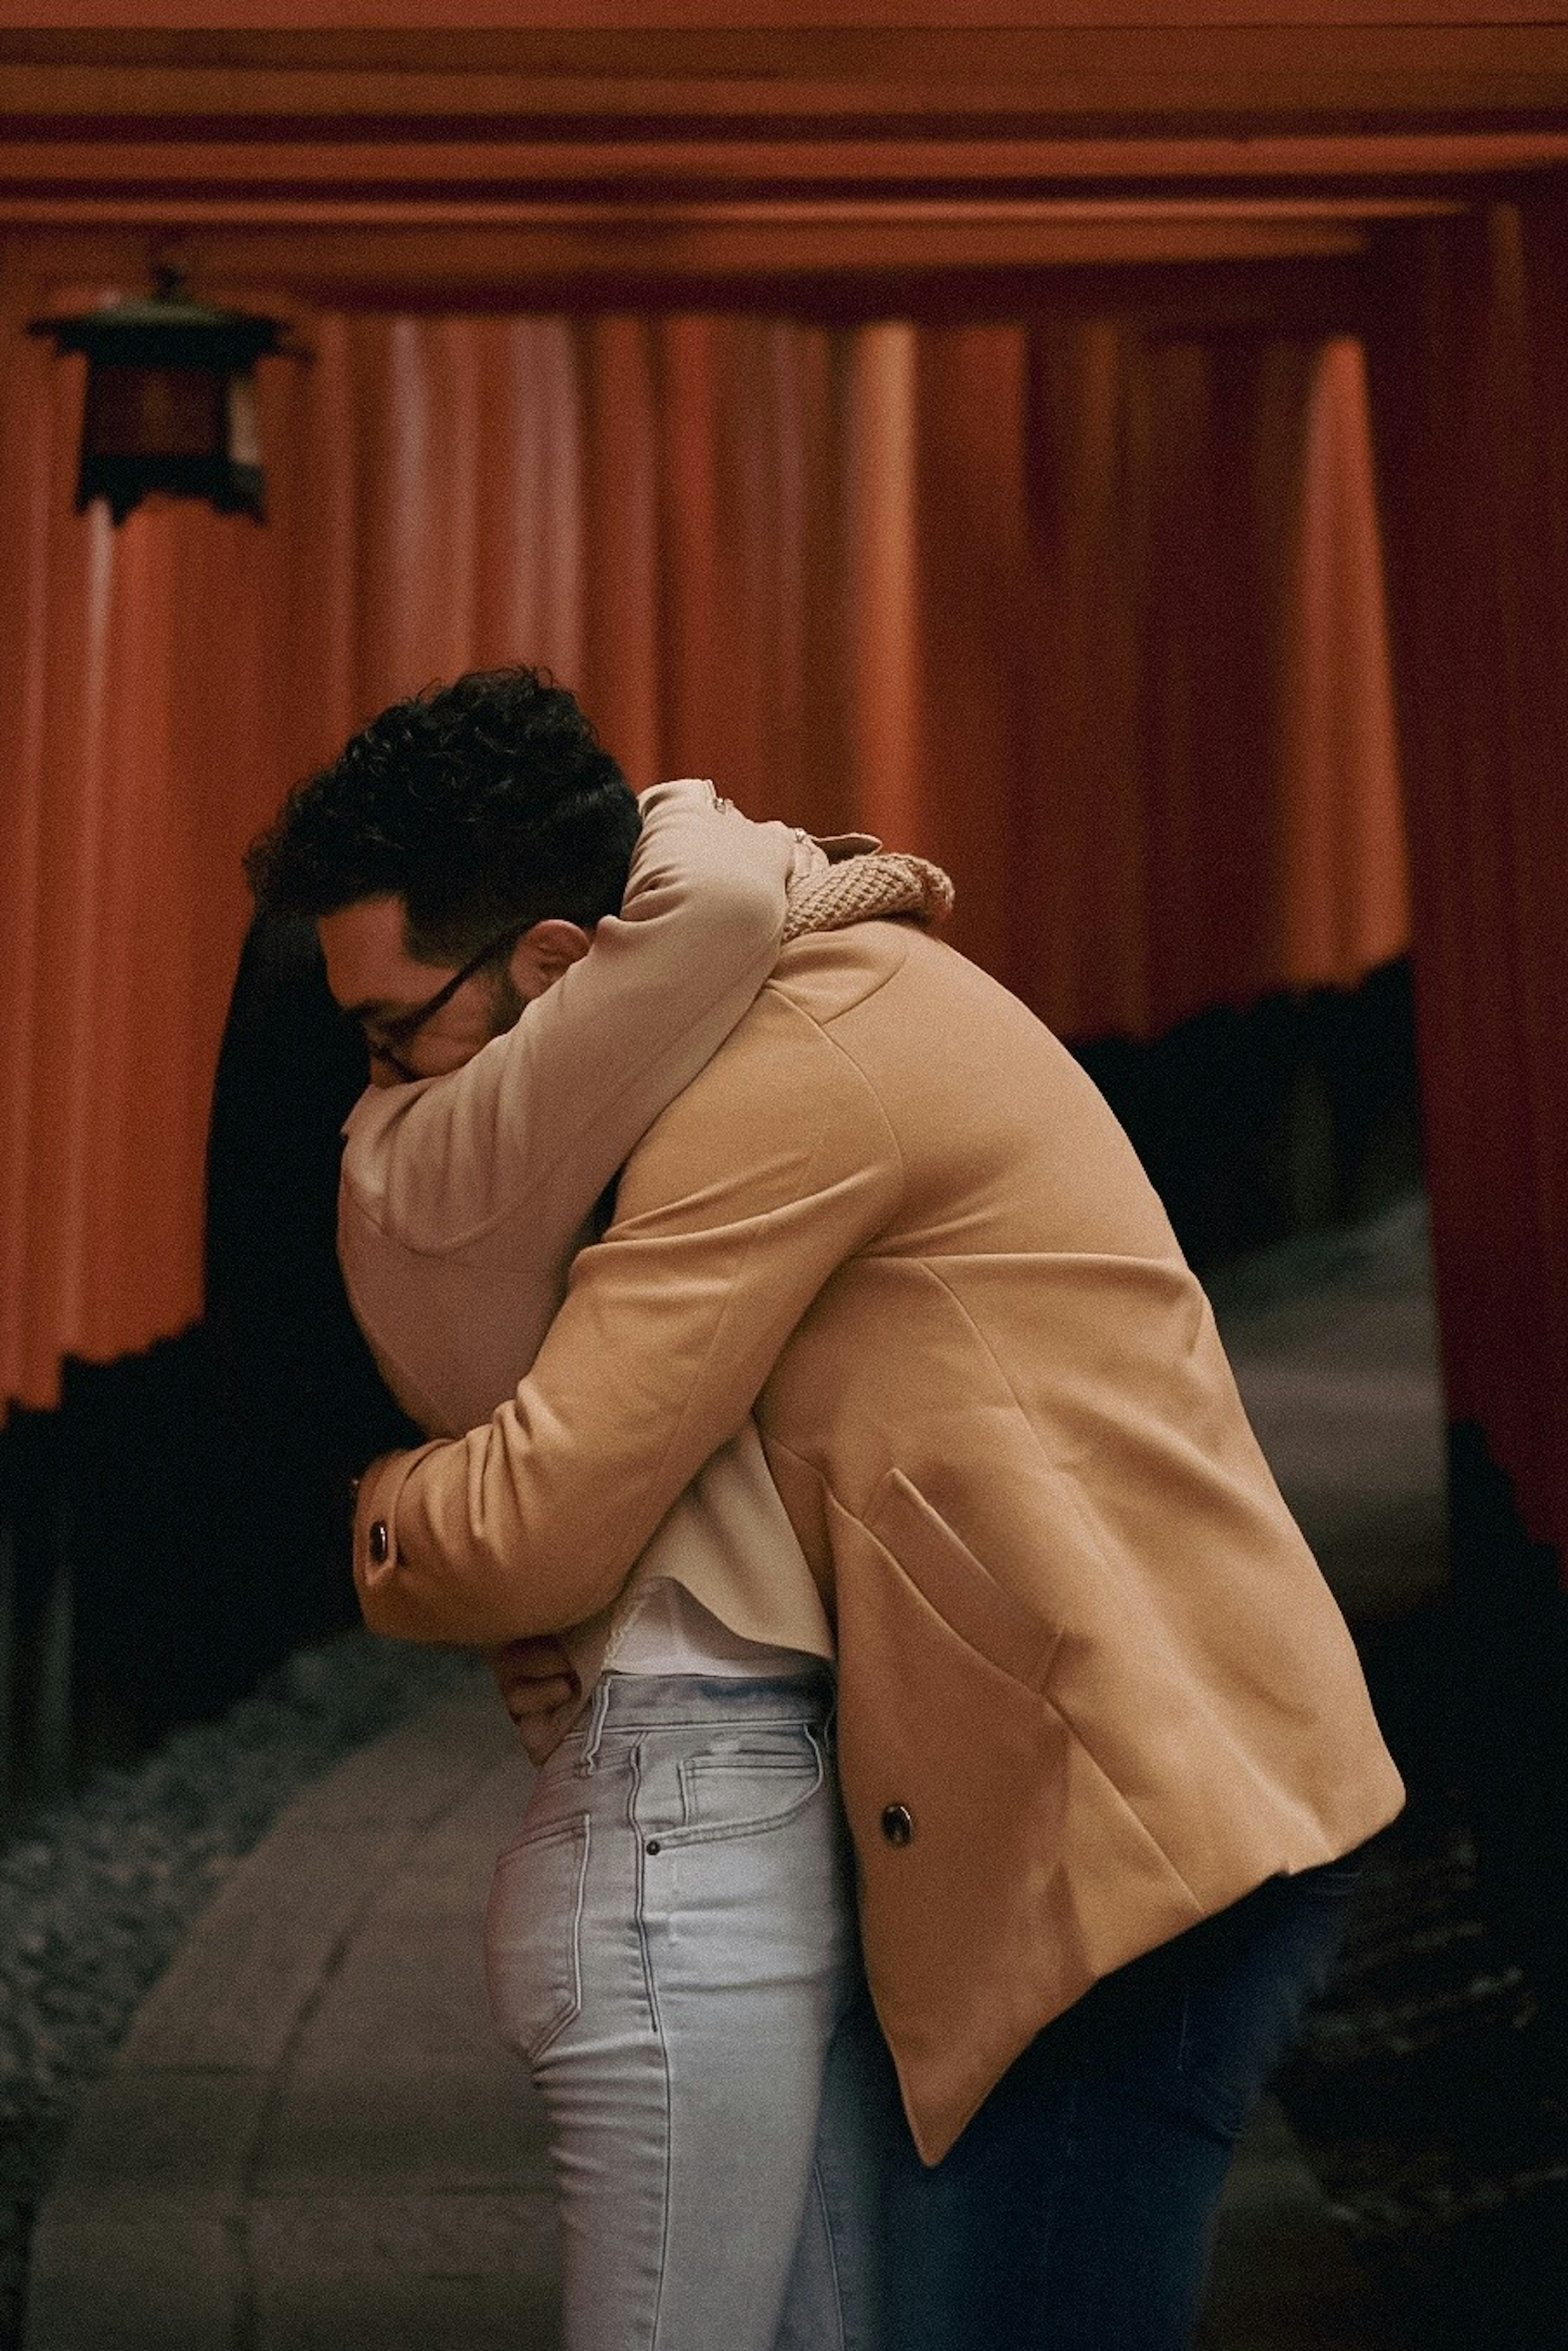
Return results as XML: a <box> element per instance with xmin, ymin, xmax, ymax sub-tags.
<box><xmin>0</xmin><ymin>1630</ymin><xmax>475</xmax><ymax>2349</ymax></box>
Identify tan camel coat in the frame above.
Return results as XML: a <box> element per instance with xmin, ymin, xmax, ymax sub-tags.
<box><xmin>355</xmin><ymin>915</ymin><xmax>1403</xmax><ymax>2162</ymax></box>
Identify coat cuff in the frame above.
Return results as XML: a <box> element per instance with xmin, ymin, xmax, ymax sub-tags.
<box><xmin>353</xmin><ymin>1440</ymin><xmax>449</xmax><ymax>1632</ymax></box>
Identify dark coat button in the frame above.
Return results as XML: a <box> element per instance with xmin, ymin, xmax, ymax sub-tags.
<box><xmin>368</xmin><ymin>1519</ymin><xmax>390</xmax><ymax>1565</ymax></box>
<box><xmin>880</xmin><ymin>1803</ymin><xmax>914</xmax><ymax>1848</ymax></box>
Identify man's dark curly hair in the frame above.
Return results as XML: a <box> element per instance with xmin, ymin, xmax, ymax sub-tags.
<box><xmin>245</xmin><ymin>666</ymin><xmax>641</xmax><ymax>963</ymax></box>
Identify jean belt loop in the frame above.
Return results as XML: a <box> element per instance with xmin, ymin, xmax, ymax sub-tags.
<box><xmin>578</xmin><ymin>1676</ymin><xmax>613</xmax><ymax>1775</ymax></box>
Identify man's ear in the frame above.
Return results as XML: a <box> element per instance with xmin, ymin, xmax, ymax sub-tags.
<box><xmin>508</xmin><ymin>919</ymin><xmax>592</xmax><ymax>999</ymax></box>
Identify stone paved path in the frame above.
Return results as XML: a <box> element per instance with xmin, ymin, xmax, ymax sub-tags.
<box><xmin>27</xmin><ymin>1203</ymin><xmax>1438</xmax><ymax>2349</ymax></box>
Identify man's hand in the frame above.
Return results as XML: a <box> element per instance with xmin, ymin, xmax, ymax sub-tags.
<box><xmin>489</xmin><ymin>1634</ymin><xmax>583</xmax><ymax>1765</ymax></box>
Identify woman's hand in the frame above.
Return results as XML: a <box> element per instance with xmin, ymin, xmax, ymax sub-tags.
<box><xmin>489</xmin><ymin>1634</ymin><xmax>582</xmax><ymax>1764</ymax></box>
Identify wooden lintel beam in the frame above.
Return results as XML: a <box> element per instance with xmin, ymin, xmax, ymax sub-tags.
<box><xmin>4</xmin><ymin>29</ymin><xmax>1568</xmax><ymax>131</ymax></box>
<box><xmin>0</xmin><ymin>134</ymin><xmax>1565</xmax><ymax>195</ymax></box>
<box><xmin>6</xmin><ymin>204</ymin><xmax>1386</xmax><ymax>272</ymax></box>
<box><xmin>8</xmin><ymin>225</ymin><xmax>1373</xmax><ymax>334</ymax></box>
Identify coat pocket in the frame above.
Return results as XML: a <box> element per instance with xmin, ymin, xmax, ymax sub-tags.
<box><xmin>484</xmin><ymin>1815</ymin><xmax>590</xmax><ymax>2064</ymax></box>
<box><xmin>864</xmin><ymin>1467</ymin><xmax>1061</xmax><ymax>1690</ymax></box>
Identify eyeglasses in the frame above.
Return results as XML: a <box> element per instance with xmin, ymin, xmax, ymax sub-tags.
<box><xmin>363</xmin><ymin>923</ymin><xmax>523</xmax><ymax>1084</ymax></box>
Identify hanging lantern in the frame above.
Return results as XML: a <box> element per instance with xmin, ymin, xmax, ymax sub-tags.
<box><xmin>29</xmin><ymin>269</ymin><xmax>292</xmax><ymax>524</ymax></box>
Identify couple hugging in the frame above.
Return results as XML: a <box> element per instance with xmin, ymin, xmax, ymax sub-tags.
<box><xmin>244</xmin><ymin>663</ymin><xmax>1402</xmax><ymax>2351</ymax></box>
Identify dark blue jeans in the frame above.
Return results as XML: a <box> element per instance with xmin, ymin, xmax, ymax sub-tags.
<box><xmin>880</xmin><ymin>1857</ymin><xmax>1361</xmax><ymax>2351</ymax></box>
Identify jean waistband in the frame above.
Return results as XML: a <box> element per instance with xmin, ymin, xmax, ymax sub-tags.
<box><xmin>564</xmin><ymin>1667</ymin><xmax>835</xmax><ymax>1741</ymax></box>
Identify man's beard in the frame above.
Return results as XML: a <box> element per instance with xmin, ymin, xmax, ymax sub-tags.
<box><xmin>486</xmin><ymin>964</ymin><xmax>528</xmax><ymax>1036</ymax></box>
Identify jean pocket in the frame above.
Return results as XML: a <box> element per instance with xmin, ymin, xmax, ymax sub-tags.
<box><xmin>484</xmin><ymin>1815</ymin><xmax>590</xmax><ymax>2063</ymax></box>
<box><xmin>671</xmin><ymin>1725</ymin><xmax>826</xmax><ymax>1844</ymax></box>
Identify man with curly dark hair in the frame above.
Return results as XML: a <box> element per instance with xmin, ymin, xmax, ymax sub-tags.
<box><xmin>245</xmin><ymin>666</ymin><xmax>642</xmax><ymax>1068</ymax></box>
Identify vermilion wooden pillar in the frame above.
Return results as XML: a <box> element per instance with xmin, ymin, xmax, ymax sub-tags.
<box><xmin>1366</xmin><ymin>195</ymin><xmax>1568</xmax><ymax>1590</ymax></box>
<box><xmin>1366</xmin><ymin>195</ymin><xmax>1568</xmax><ymax>2023</ymax></box>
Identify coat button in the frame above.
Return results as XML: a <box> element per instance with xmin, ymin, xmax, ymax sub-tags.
<box><xmin>880</xmin><ymin>1802</ymin><xmax>914</xmax><ymax>1848</ymax></box>
<box><xmin>368</xmin><ymin>1519</ymin><xmax>390</xmax><ymax>1565</ymax></box>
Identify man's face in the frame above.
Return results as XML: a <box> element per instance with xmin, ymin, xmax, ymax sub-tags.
<box><xmin>318</xmin><ymin>895</ymin><xmax>583</xmax><ymax>1087</ymax></box>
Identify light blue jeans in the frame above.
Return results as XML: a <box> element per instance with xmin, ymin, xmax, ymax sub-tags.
<box><xmin>484</xmin><ymin>1670</ymin><xmax>889</xmax><ymax>2351</ymax></box>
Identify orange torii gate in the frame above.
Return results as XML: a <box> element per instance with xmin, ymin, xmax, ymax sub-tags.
<box><xmin>1</xmin><ymin>11</ymin><xmax>1566</xmax><ymax>1745</ymax></box>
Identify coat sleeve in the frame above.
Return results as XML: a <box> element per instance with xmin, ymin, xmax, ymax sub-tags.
<box><xmin>352</xmin><ymin>999</ymin><xmax>901</xmax><ymax>1644</ymax></box>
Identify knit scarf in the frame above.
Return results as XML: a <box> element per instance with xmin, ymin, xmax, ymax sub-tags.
<box><xmin>781</xmin><ymin>849</ymin><xmax>954</xmax><ymax>944</ymax></box>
